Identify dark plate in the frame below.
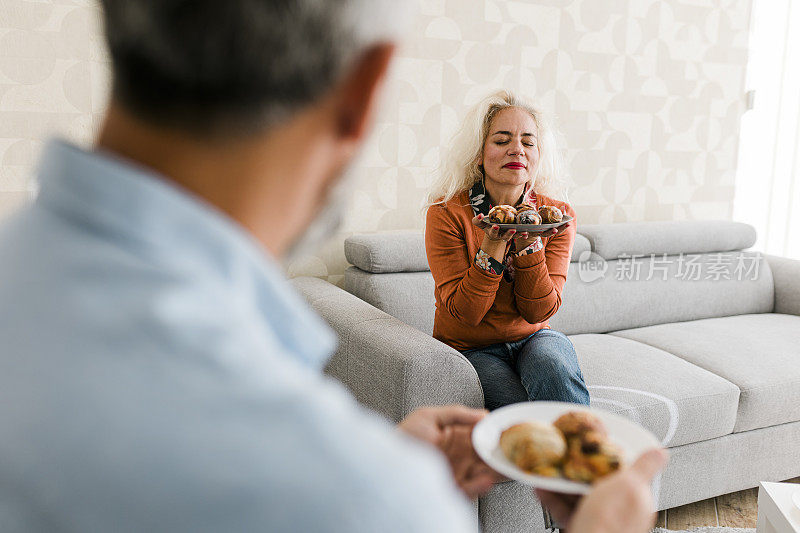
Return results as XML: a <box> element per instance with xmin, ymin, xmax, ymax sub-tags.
<box><xmin>478</xmin><ymin>215</ymin><xmax>573</xmax><ymax>232</ymax></box>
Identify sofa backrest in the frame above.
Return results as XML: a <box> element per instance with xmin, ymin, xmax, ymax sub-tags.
<box><xmin>343</xmin><ymin>231</ymin><xmax>591</xmax><ymax>335</ymax></box>
<box><xmin>343</xmin><ymin>221</ymin><xmax>774</xmax><ymax>336</ymax></box>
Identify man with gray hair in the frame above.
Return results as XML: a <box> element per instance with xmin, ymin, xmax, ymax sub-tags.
<box><xmin>0</xmin><ymin>0</ymin><xmax>665</xmax><ymax>531</ymax></box>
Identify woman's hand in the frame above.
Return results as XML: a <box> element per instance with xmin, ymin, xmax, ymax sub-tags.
<box><xmin>473</xmin><ymin>213</ymin><xmax>565</xmax><ymax>256</ymax></box>
<box><xmin>472</xmin><ymin>214</ymin><xmax>517</xmax><ymax>262</ymax></box>
<box><xmin>514</xmin><ymin>215</ymin><xmax>572</xmax><ymax>249</ymax></box>
<box><xmin>513</xmin><ymin>228</ymin><xmax>558</xmax><ymax>251</ymax></box>
<box><xmin>472</xmin><ymin>213</ymin><xmax>517</xmax><ymax>242</ymax></box>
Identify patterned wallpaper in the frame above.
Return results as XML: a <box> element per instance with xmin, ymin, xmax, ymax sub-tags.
<box><xmin>0</xmin><ymin>0</ymin><xmax>110</xmax><ymax>213</ymax></box>
<box><xmin>0</xmin><ymin>1</ymin><xmax>752</xmax><ymax>286</ymax></box>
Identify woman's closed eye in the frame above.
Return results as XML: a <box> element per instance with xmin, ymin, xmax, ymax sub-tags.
<box><xmin>495</xmin><ymin>140</ymin><xmax>536</xmax><ymax>147</ymax></box>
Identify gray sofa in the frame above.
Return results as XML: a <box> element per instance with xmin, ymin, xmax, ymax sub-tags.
<box><xmin>291</xmin><ymin>220</ymin><xmax>800</xmax><ymax>532</ymax></box>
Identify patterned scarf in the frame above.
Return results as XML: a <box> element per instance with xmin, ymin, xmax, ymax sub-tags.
<box><xmin>468</xmin><ymin>178</ymin><xmax>538</xmax><ymax>282</ymax></box>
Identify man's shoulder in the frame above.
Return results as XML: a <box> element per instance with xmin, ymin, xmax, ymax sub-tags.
<box><xmin>0</xmin><ymin>202</ymin><xmax>243</xmax><ymax>359</ymax></box>
<box><xmin>0</xmin><ymin>310</ymin><xmax>474</xmax><ymax>532</ymax></box>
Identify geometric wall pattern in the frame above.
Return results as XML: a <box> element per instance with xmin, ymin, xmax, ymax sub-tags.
<box><xmin>0</xmin><ymin>0</ymin><xmax>751</xmax><ymax>286</ymax></box>
<box><xmin>288</xmin><ymin>0</ymin><xmax>752</xmax><ymax>284</ymax></box>
<box><xmin>0</xmin><ymin>0</ymin><xmax>110</xmax><ymax>213</ymax></box>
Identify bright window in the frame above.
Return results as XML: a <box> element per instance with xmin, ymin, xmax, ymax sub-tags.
<box><xmin>734</xmin><ymin>0</ymin><xmax>800</xmax><ymax>259</ymax></box>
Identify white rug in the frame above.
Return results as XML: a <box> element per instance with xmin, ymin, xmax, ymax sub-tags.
<box><xmin>653</xmin><ymin>527</ymin><xmax>756</xmax><ymax>533</ymax></box>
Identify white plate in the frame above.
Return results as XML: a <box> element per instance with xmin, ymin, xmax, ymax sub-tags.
<box><xmin>472</xmin><ymin>401</ymin><xmax>662</xmax><ymax>495</ymax></box>
<box><xmin>792</xmin><ymin>489</ymin><xmax>800</xmax><ymax>511</ymax></box>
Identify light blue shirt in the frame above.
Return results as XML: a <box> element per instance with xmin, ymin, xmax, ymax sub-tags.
<box><xmin>0</xmin><ymin>140</ymin><xmax>476</xmax><ymax>532</ymax></box>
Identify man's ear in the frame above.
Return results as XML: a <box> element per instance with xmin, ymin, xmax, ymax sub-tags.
<box><xmin>335</xmin><ymin>43</ymin><xmax>395</xmax><ymax>141</ymax></box>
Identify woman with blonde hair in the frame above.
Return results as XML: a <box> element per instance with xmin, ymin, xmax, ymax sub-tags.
<box><xmin>425</xmin><ymin>89</ymin><xmax>589</xmax><ymax>412</ymax></box>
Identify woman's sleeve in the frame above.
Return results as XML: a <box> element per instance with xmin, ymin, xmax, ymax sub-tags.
<box><xmin>511</xmin><ymin>204</ymin><xmax>577</xmax><ymax>324</ymax></box>
<box><xmin>425</xmin><ymin>205</ymin><xmax>503</xmax><ymax>327</ymax></box>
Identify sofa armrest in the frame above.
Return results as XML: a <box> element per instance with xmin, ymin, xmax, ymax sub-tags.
<box><xmin>290</xmin><ymin>276</ymin><xmax>484</xmax><ymax>422</ymax></box>
<box><xmin>765</xmin><ymin>254</ymin><xmax>800</xmax><ymax>316</ymax></box>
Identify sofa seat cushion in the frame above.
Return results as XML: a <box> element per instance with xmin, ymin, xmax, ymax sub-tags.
<box><xmin>610</xmin><ymin>313</ymin><xmax>800</xmax><ymax>432</ymax></box>
<box><xmin>570</xmin><ymin>334</ymin><xmax>740</xmax><ymax>447</ymax></box>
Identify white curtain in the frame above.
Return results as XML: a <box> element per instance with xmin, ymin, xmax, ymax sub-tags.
<box><xmin>734</xmin><ymin>0</ymin><xmax>800</xmax><ymax>259</ymax></box>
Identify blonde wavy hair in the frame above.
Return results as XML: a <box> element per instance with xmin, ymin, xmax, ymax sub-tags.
<box><xmin>425</xmin><ymin>90</ymin><xmax>568</xmax><ymax>209</ymax></box>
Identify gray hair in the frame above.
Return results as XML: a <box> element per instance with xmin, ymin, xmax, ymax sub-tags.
<box><xmin>100</xmin><ymin>0</ymin><xmax>412</xmax><ymax>136</ymax></box>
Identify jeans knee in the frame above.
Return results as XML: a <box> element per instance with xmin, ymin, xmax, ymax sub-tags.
<box><xmin>518</xmin><ymin>335</ymin><xmax>589</xmax><ymax>404</ymax></box>
<box><xmin>531</xmin><ymin>345</ymin><xmax>580</xmax><ymax>375</ymax></box>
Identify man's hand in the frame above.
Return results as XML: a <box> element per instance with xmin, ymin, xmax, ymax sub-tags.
<box><xmin>535</xmin><ymin>448</ymin><xmax>668</xmax><ymax>533</ymax></box>
<box><xmin>398</xmin><ymin>405</ymin><xmax>501</xmax><ymax>499</ymax></box>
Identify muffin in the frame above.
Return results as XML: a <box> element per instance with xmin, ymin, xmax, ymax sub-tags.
<box><xmin>516</xmin><ymin>202</ymin><xmax>542</xmax><ymax>225</ymax></box>
<box><xmin>487</xmin><ymin>205</ymin><xmax>517</xmax><ymax>224</ymax></box>
<box><xmin>553</xmin><ymin>411</ymin><xmax>608</xmax><ymax>441</ymax></box>
<box><xmin>562</xmin><ymin>431</ymin><xmax>624</xmax><ymax>483</ymax></box>
<box><xmin>538</xmin><ymin>205</ymin><xmax>563</xmax><ymax>224</ymax></box>
<box><xmin>530</xmin><ymin>464</ymin><xmax>563</xmax><ymax>478</ymax></box>
<box><xmin>499</xmin><ymin>422</ymin><xmax>566</xmax><ymax>474</ymax></box>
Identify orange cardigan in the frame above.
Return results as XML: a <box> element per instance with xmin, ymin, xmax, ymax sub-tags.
<box><xmin>425</xmin><ymin>190</ymin><xmax>576</xmax><ymax>351</ymax></box>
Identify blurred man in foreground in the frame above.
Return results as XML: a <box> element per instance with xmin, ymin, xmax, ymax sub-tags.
<box><xmin>0</xmin><ymin>0</ymin><xmax>666</xmax><ymax>531</ymax></box>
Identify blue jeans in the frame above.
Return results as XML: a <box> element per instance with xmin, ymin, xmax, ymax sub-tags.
<box><xmin>461</xmin><ymin>329</ymin><xmax>590</xmax><ymax>411</ymax></box>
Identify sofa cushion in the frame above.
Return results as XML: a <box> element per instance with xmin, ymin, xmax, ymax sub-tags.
<box><xmin>345</xmin><ymin>231</ymin><xmax>592</xmax><ymax>274</ymax></box>
<box><xmin>345</xmin><ymin>231</ymin><xmax>430</xmax><ymax>274</ymax></box>
<box><xmin>346</xmin><ymin>251</ymin><xmax>775</xmax><ymax>337</ymax></box>
<box><xmin>569</xmin><ymin>334</ymin><xmax>739</xmax><ymax>447</ymax></box>
<box><xmin>579</xmin><ymin>220</ymin><xmax>757</xmax><ymax>260</ymax></box>
<box><xmin>344</xmin><ymin>267</ymin><xmax>436</xmax><ymax>335</ymax></box>
<box><xmin>571</xmin><ymin>233</ymin><xmax>590</xmax><ymax>262</ymax></box>
<box><xmin>548</xmin><ymin>252</ymin><xmax>774</xmax><ymax>335</ymax></box>
<box><xmin>478</xmin><ymin>480</ymin><xmax>546</xmax><ymax>532</ymax></box>
<box><xmin>610</xmin><ymin>313</ymin><xmax>800</xmax><ymax>432</ymax></box>
<box><xmin>766</xmin><ymin>254</ymin><xmax>800</xmax><ymax>315</ymax></box>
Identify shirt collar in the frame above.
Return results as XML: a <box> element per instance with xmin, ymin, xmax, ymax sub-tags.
<box><xmin>35</xmin><ymin>139</ymin><xmax>337</xmax><ymax>370</ymax></box>
<box><xmin>468</xmin><ymin>177</ymin><xmax>537</xmax><ymax>216</ymax></box>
